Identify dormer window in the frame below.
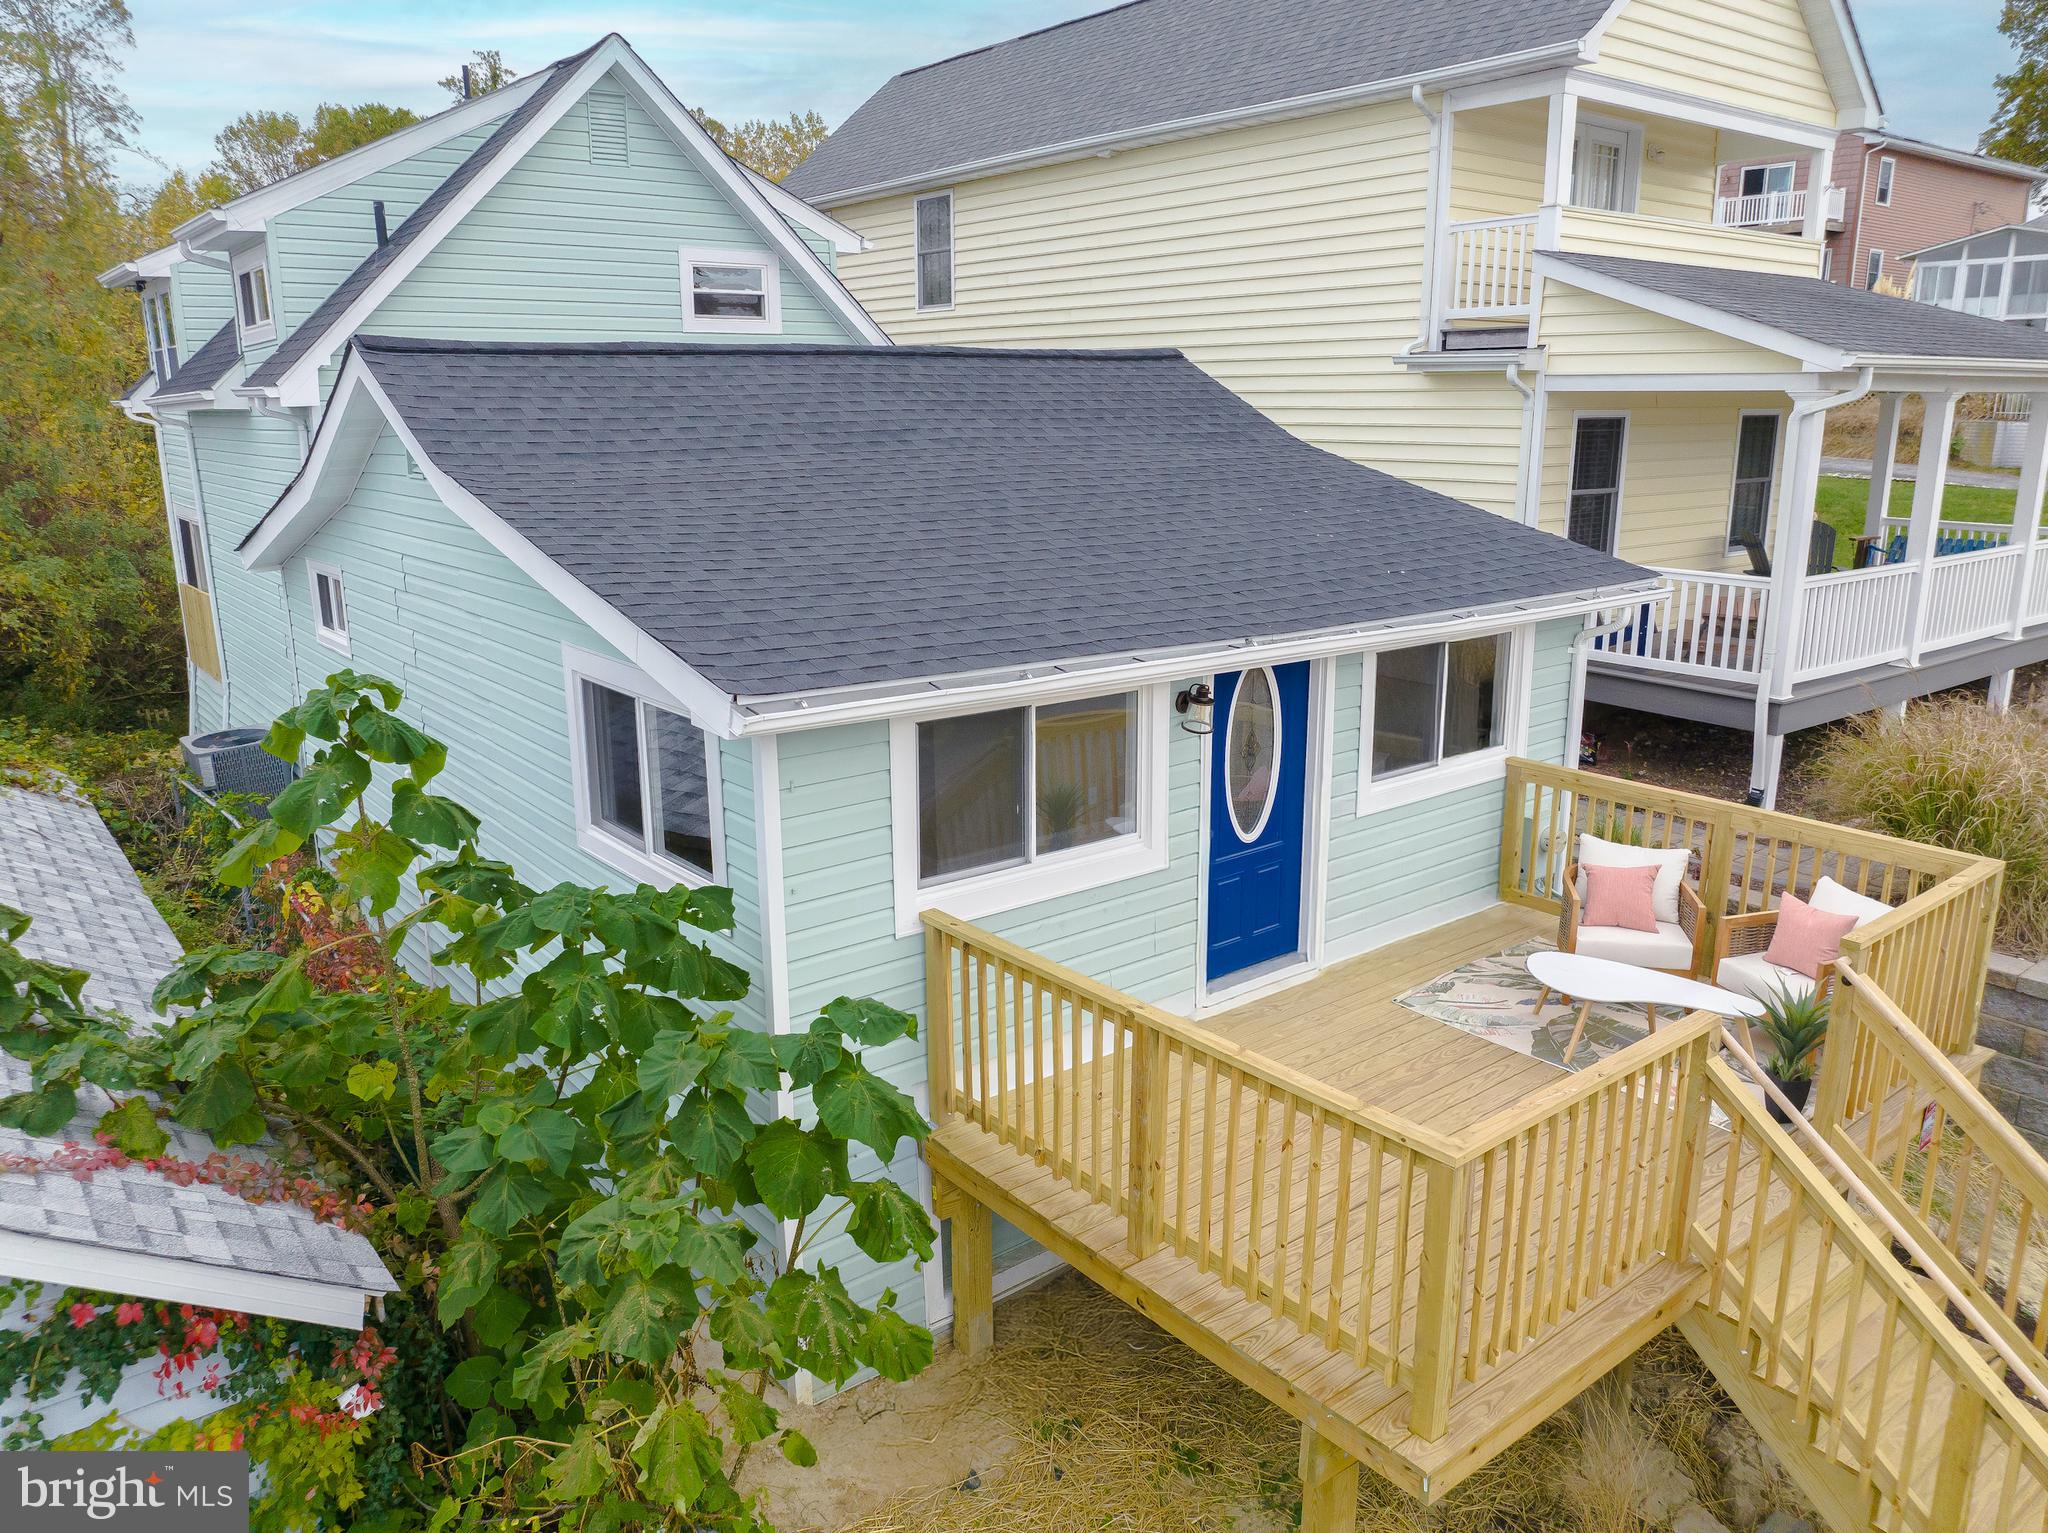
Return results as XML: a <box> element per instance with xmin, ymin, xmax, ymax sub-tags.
<box><xmin>233</xmin><ymin>249</ymin><xmax>275</xmax><ymax>345</ymax></box>
<box><xmin>141</xmin><ymin>285</ymin><xmax>177</xmax><ymax>379</ymax></box>
<box><xmin>680</xmin><ymin>248</ymin><xmax>780</xmax><ymax>333</ymax></box>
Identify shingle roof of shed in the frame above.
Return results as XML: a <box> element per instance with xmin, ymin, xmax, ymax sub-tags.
<box><xmin>782</xmin><ymin>0</ymin><xmax>1613</xmax><ymax>202</ymax></box>
<box><xmin>1546</xmin><ymin>252</ymin><xmax>2048</xmax><ymax>363</ymax></box>
<box><xmin>343</xmin><ymin>335</ymin><xmax>1652</xmax><ymax>702</ymax></box>
<box><xmin>242</xmin><ymin>39</ymin><xmax>605</xmax><ymax>391</ymax></box>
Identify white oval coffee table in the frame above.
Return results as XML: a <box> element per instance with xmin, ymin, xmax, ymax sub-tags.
<box><xmin>1526</xmin><ymin>950</ymin><xmax>1765</xmax><ymax>1064</ymax></box>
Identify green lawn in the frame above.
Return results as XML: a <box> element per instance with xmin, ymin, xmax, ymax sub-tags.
<box><xmin>1811</xmin><ymin>475</ymin><xmax>2030</xmax><ymax>569</ymax></box>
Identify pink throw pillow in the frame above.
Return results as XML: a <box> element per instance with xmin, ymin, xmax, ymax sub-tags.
<box><xmin>1763</xmin><ymin>891</ymin><xmax>1861</xmax><ymax>978</ymax></box>
<box><xmin>1582</xmin><ymin>862</ymin><xmax>1660</xmax><ymax>933</ymax></box>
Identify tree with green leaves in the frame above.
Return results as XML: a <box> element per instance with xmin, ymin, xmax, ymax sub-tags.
<box><xmin>1986</xmin><ymin>0</ymin><xmax>2048</xmax><ymax>167</ymax></box>
<box><xmin>0</xmin><ymin>673</ymin><xmax>935</xmax><ymax>1529</ymax></box>
<box><xmin>689</xmin><ymin>106</ymin><xmax>828</xmax><ymax>182</ymax></box>
<box><xmin>209</xmin><ymin>100</ymin><xmax>421</xmax><ymax>196</ymax></box>
<box><xmin>438</xmin><ymin>49</ymin><xmax>517</xmax><ymax>102</ymax></box>
<box><xmin>0</xmin><ymin>0</ymin><xmax>138</xmax><ymax>215</ymax></box>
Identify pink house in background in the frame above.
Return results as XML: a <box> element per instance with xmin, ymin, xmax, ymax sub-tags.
<box><xmin>1719</xmin><ymin>129</ymin><xmax>2042</xmax><ymax>292</ymax></box>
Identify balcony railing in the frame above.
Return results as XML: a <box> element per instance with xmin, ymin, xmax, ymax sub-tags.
<box><xmin>1439</xmin><ymin>214</ymin><xmax>1538</xmax><ymax>321</ymax></box>
<box><xmin>1712</xmin><ymin>184</ymin><xmax>1845</xmax><ymax>228</ymax></box>
<box><xmin>1591</xmin><ymin>570</ymin><xmax>1769</xmax><ymax>680</ymax></box>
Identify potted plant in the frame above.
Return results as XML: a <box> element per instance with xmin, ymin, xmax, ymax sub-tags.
<box><xmin>1037</xmin><ymin>782</ymin><xmax>1087</xmax><ymax>853</ymax></box>
<box><xmin>1755</xmin><ymin>983</ymin><xmax>1830</xmax><ymax>1125</ymax></box>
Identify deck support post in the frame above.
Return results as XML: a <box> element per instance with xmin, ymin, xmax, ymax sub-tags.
<box><xmin>2006</xmin><ymin>391</ymin><xmax>2048</xmax><ymax>638</ymax></box>
<box><xmin>1989</xmin><ymin>669</ymin><xmax>2015</xmax><ymax>711</ymax></box>
<box><xmin>1903</xmin><ymin>390</ymin><xmax>1958</xmax><ymax>666</ymax></box>
<box><xmin>1298</xmin><ymin>1422</ymin><xmax>1360</xmax><ymax>1533</ymax></box>
<box><xmin>943</xmin><ymin>1181</ymin><xmax>994</xmax><ymax>1359</ymax></box>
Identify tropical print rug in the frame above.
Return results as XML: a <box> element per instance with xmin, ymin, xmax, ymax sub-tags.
<box><xmin>1395</xmin><ymin>938</ymin><xmax>1657</xmax><ymax>1071</ymax></box>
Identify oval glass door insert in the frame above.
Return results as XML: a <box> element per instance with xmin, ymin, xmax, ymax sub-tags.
<box><xmin>1225</xmin><ymin>667</ymin><xmax>1280</xmax><ymax>842</ymax></box>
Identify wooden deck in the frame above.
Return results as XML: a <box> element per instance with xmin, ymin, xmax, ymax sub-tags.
<box><xmin>926</xmin><ymin>904</ymin><xmax>1710</xmax><ymax>1500</ymax></box>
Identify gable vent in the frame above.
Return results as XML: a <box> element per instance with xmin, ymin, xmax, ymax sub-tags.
<box><xmin>587</xmin><ymin>94</ymin><xmax>629</xmax><ymax>166</ymax></box>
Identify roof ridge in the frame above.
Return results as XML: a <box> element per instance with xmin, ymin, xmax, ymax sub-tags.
<box><xmin>350</xmin><ymin>335</ymin><xmax>1188</xmax><ymax>361</ymax></box>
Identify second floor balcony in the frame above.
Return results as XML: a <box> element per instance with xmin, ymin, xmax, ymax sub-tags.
<box><xmin>1712</xmin><ymin>183</ymin><xmax>1846</xmax><ymax>230</ymax></box>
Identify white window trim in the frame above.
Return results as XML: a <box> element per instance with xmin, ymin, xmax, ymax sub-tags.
<box><xmin>1571</xmin><ymin>115</ymin><xmax>1644</xmax><ymax>215</ymax></box>
<box><xmin>562</xmin><ymin>645</ymin><xmax>724</xmax><ymax>889</ymax></box>
<box><xmin>889</xmin><ymin>684</ymin><xmax>1170</xmax><ymax>938</ymax></box>
<box><xmin>679</xmin><ymin>246</ymin><xmax>782</xmax><ymax>334</ymax></box>
<box><xmin>1821</xmin><ymin>246</ymin><xmax>1833</xmax><ymax>283</ymax></box>
<box><xmin>1740</xmin><ymin>160</ymin><xmax>1797</xmax><ymax>197</ymax></box>
<box><xmin>173</xmin><ymin>513</ymin><xmax>207</xmax><ymax>592</ymax></box>
<box><xmin>1725</xmin><ymin>408</ymin><xmax>1784</xmax><ymax>553</ymax></box>
<box><xmin>306</xmin><ymin>560</ymin><xmax>350</xmax><ymax>653</ymax></box>
<box><xmin>1355</xmin><ymin>627</ymin><xmax>1533</xmax><ymax>816</ymax></box>
<box><xmin>914</xmin><ymin>189</ymin><xmax>955</xmax><ymax>313</ymax></box>
<box><xmin>1875</xmin><ymin>155</ymin><xmax>1896</xmax><ymax>207</ymax></box>
<box><xmin>231</xmin><ymin>246</ymin><xmax>275</xmax><ymax>346</ymax></box>
<box><xmin>1566</xmin><ymin>409</ymin><xmax>1630</xmax><ymax>556</ymax></box>
<box><xmin>1866</xmin><ymin>247</ymin><xmax>1885</xmax><ymax>290</ymax></box>
<box><xmin>142</xmin><ymin>281</ymin><xmax>176</xmax><ymax>379</ymax></box>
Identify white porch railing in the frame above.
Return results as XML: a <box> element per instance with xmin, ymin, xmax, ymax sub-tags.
<box><xmin>1922</xmin><ymin>545</ymin><xmax>2027</xmax><ymax>649</ymax></box>
<box><xmin>1440</xmin><ymin>214</ymin><xmax>1537</xmax><ymax>320</ymax></box>
<box><xmin>2032</xmin><ymin>544</ymin><xmax>2048</xmax><ymax>626</ymax></box>
<box><xmin>1593</xmin><ymin>569</ymin><xmax>1769</xmax><ymax>680</ymax></box>
<box><xmin>1712</xmin><ymin>184</ymin><xmax>1844</xmax><ymax>228</ymax></box>
<box><xmin>1793</xmin><ymin>565</ymin><xmax>1915</xmax><ymax>680</ymax></box>
<box><xmin>1877</xmin><ymin>515</ymin><xmax>2014</xmax><ymax>550</ymax></box>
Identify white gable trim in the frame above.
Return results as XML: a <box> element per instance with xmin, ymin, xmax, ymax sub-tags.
<box><xmin>1582</xmin><ymin>0</ymin><xmax>1879</xmax><ymax>130</ymax></box>
<box><xmin>1532</xmin><ymin>254</ymin><xmax>1851</xmax><ymax>370</ymax></box>
<box><xmin>241</xmin><ymin>354</ymin><xmax>744</xmax><ymax>737</ymax></box>
<box><xmin>0</xmin><ymin>1228</ymin><xmax>380</xmax><ymax>1330</ymax></box>
<box><xmin>741</xmin><ymin>165</ymin><xmax>870</xmax><ymax>254</ymax></box>
<box><xmin>258</xmin><ymin>40</ymin><xmax>886</xmax><ymax>404</ymax></box>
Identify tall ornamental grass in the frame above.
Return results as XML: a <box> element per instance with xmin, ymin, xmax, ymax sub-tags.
<box><xmin>1806</xmin><ymin>697</ymin><xmax>2048</xmax><ymax>956</ymax></box>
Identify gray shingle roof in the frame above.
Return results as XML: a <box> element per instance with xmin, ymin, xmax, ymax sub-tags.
<box><xmin>346</xmin><ymin>335</ymin><xmax>1651</xmax><ymax>701</ymax></box>
<box><xmin>154</xmin><ymin>321</ymin><xmax>239</xmax><ymax>399</ymax></box>
<box><xmin>1546</xmin><ymin>252</ymin><xmax>2048</xmax><ymax>363</ymax></box>
<box><xmin>0</xmin><ymin>785</ymin><xmax>396</xmax><ymax>1300</ymax></box>
<box><xmin>242</xmin><ymin>39</ymin><xmax>605</xmax><ymax>392</ymax></box>
<box><xmin>782</xmin><ymin>0</ymin><xmax>1612</xmax><ymax>203</ymax></box>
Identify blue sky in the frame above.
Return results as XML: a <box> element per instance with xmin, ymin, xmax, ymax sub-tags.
<box><xmin>113</xmin><ymin>0</ymin><xmax>2017</xmax><ymax>186</ymax></box>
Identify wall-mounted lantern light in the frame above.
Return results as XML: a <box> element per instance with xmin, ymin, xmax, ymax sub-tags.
<box><xmin>1175</xmin><ymin>682</ymin><xmax>1215</xmax><ymax>736</ymax></box>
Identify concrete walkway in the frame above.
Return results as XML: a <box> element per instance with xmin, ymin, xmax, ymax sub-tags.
<box><xmin>1820</xmin><ymin>456</ymin><xmax>2023</xmax><ymax>492</ymax></box>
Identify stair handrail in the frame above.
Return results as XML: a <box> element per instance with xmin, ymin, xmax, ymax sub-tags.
<box><xmin>1716</xmin><ymin>1025</ymin><xmax>2048</xmax><ymax>1406</ymax></box>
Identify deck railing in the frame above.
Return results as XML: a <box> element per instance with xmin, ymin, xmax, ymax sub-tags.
<box><xmin>923</xmin><ymin>908</ymin><xmax>1716</xmax><ymax>1441</ymax></box>
<box><xmin>1592</xmin><ymin>570</ymin><xmax>1768</xmax><ymax>680</ymax></box>
<box><xmin>1923</xmin><ymin>544</ymin><xmax>2027</xmax><ymax>650</ymax></box>
<box><xmin>1791</xmin><ymin>563</ymin><xmax>1914</xmax><ymax>679</ymax></box>
<box><xmin>1439</xmin><ymin>214</ymin><xmax>1538</xmax><ymax>320</ymax></box>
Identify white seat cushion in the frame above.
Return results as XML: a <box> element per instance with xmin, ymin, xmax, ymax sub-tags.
<box><xmin>1717</xmin><ymin>952</ymin><xmax>1818</xmax><ymax>1007</ymax></box>
<box><xmin>1577</xmin><ymin>834</ymin><xmax>1691</xmax><ymax>926</ymax></box>
<box><xmin>1573</xmin><ymin>920</ymin><xmax>1696</xmax><ymax>972</ymax></box>
<box><xmin>1809</xmin><ymin>875</ymin><xmax>1892</xmax><ymax>928</ymax></box>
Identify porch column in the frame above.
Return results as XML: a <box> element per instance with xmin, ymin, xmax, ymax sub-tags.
<box><xmin>1864</xmin><ymin>392</ymin><xmax>1905</xmax><ymax>545</ymax></box>
<box><xmin>1904</xmin><ymin>390</ymin><xmax>1960</xmax><ymax>664</ymax></box>
<box><xmin>2007</xmin><ymin>391</ymin><xmax>2048</xmax><ymax>638</ymax></box>
<box><xmin>1800</xmin><ymin>144</ymin><xmax>1835</xmax><ymax>244</ymax></box>
<box><xmin>1541</xmin><ymin>91</ymin><xmax>1579</xmax><ymax>209</ymax></box>
<box><xmin>1754</xmin><ymin>402</ymin><xmax>1827</xmax><ymax>810</ymax></box>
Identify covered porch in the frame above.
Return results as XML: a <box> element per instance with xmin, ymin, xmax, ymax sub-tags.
<box><xmin>1533</xmin><ymin>252</ymin><xmax>2048</xmax><ymax>806</ymax></box>
<box><xmin>919</xmin><ymin>759</ymin><xmax>2012</xmax><ymax>1519</ymax></box>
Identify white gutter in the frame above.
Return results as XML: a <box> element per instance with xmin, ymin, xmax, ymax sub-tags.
<box><xmin>804</xmin><ymin>40</ymin><xmax>1589</xmax><ymax>206</ymax></box>
<box><xmin>734</xmin><ymin>582</ymin><xmax>1664</xmax><ymax>734</ymax></box>
<box><xmin>1565</xmin><ymin>604</ymin><xmax>1656</xmax><ymax>768</ymax></box>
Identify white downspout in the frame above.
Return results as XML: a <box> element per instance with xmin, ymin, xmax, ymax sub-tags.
<box><xmin>1405</xmin><ymin>84</ymin><xmax>1445</xmax><ymax>355</ymax></box>
<box><xmin>1566</xmin><ymin>605</ymin><xmax>1649</xmax><ymax>772</ymax></box>
<box><xmin>1505</xmin><ymin>362</ymin><xmax>1545</xmax><ymax>526</ymax></box>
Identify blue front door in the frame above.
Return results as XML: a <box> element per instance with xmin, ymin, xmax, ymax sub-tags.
<box><xmin>1205</xmin><ymin>662</ymin><xmax>1309</xmax><ymax>983</ymax></box>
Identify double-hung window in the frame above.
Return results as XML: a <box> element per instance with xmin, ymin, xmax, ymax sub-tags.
<box><xmin>1865</xmin><ymin>248</ymin><xmax>1885</xmax><ymax>291</ymax></box>
<box><xmin>568</xmin><ymin>653</ymin><xmax>718</xmax><ymax>883</ymax></box>
<box><xmin>914</xmin><ymin>191</ymin><xmax>953</xmax><ymax>310</ymax></box>
<box><xmin>1875</xmin><ymin>156</ymin><xmax>1896</xmax><ymax>207</ymax></box>
<box><xmin>232</xmin><ymin>249</ymin><xmax>274</xmax><ymax>345</ymax></box>
<box><xmin>1566</xmin><ymin>415</ymin><xmax>1627</xmax><ymax>553</ymax></box>
<box><xmin>173</xmin><ymin>515</ymin><xmax>207</xmax><ymax>591</ymax></box>
<box><xmin>308</xmin><ymin>562</ymin><xmax>349</xmax><ymax>652</ymax></box>
<box><xmin>1726</xmin><ymin>413</ymin><xmax>1781</xmax><ymax>552</ymax></box>
<box><xmin>142</xmin><ymin>286</ymin><xmax>177</xmax><ymax>379</ymax></box>
<box><xmin>1360</xmin><ymin>632</ymin><xmax>1524</xmax><ymax>811</ymax></box>
<box><xmin>680</xmin><ymin>248</ymin><xmax>780</xmax><ymax>333</ymax></box>
<box><xmin>893</xmin><ymin>688</ymin><xmax>1165</xmax><ymax>932</ymax></box>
